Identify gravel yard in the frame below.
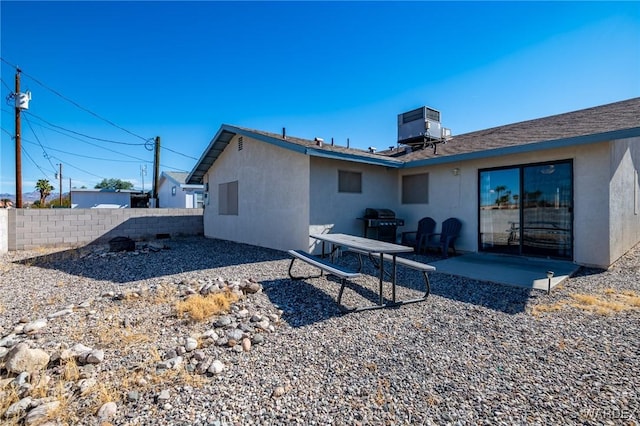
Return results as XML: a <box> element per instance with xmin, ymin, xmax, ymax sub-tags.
<box><xmin>0</xmin><ymin>236</ymin><xmax>638</xmax><ymax>425</ymax></box>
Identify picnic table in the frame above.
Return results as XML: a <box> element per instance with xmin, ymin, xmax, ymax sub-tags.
<box><xmin>287</xmin><ymin>233</ymin><xmax>435</xmax><ymax>312</ymax></box>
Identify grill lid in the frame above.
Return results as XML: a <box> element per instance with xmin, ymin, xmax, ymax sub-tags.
<box><xmin>364</xmin><ymin>208</ymin><xmax>396</xmax><ymax>219</ymax></box>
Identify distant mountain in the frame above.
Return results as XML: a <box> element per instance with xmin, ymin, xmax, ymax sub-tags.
<box><xmin>0</xmin><ymin>192</ymin><xmax>64</xmax><ymax>203</ymax></box>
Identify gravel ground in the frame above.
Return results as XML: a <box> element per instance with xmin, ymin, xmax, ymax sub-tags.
<box><xmin>0</xmin><ymin>236</ymin><xmax>638</xmax><ymax>425</ymax></box>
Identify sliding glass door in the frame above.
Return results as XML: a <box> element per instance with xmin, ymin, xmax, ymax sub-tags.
<box><xmin>479</xmin><ymin>160</ymin><xmax>573</xmax><ymax>260</ymax></box>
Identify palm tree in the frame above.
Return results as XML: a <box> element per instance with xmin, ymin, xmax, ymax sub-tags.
<box><xmin>35</xmin><ymin>179</ymin><xmax>54</xmax><ymax>207</ymax></box>
<box><xmin>495</xmin><ymin>185</ymin><xmax>507</xmax><ymax>208</ymax></box>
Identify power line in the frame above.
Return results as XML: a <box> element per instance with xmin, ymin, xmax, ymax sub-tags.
<box><xmin>22</xmin><ymin>138</ymin><xmax>149</xmax><ymax>163</ymax></box>
<box><xmin>23</xmin><ymin>113</ymin><xmax>57</xmax><ymax>172</ymax></box>
<box><xmin>161</xmin><ymin>145</ymin><xmax>199</xmax><ymax>161</ymax></box>
<box><xmin>24</xmin><ymin>111</ymin><xmax>146</xmax><ymax>146</ymax></box>
<box><xmin>0</xmin><ymin>78</ymin><xmax>12</xmax><ymax>93</ymax></box>
<box><xmin>21</xmin><ymin>145</ymin><xmax>55</xmax><ymax>178</ymax></box>
<box><xmin>1</xmin><ymin>57</ymin><xmax>149</xmax><ymax>142</ymax></box>
<box><xmin>49</xmin><ymin>155</ymin><xmax>106</xmax><ymax>180</ymax></box>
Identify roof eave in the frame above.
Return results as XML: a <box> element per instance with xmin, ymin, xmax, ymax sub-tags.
<box><xmin>404</xmin><ymin>127</ymin><xmax>640</xmax><ymax>169</ymax></box>
<box><xmin>306</xmin><ymin>148</ymin><xmax>403</xmax><ymax>168</ymax></box>
<box><xmin>187</xmin><ymin>125</ymin><xmax>403</xmax><ymax>183</ymax></box>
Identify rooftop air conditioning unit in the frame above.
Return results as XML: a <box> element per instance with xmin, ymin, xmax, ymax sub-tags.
<box><xmin>397</xmin><ymin>106</ymin><xmax>443</xmax><ymax>145</ymax></box>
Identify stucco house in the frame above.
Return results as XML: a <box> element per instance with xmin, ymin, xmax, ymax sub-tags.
<box><xmin>70</xmin><ymin>189</ymin><xmax>148</xmax><ymax>208</ymax></box>
<box><xmin>157</xmin><ymin>171</ymin><xmax>204</xmax><ymax>208</ymax></box>
<box><xmin>187</xmin><ymin>97</ymin><xmax>640</xmax><ymax>269</ymax></box>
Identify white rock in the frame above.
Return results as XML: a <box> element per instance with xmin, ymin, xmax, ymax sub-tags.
<box><xmin>23</xmin><ymin>319</ymin><xmax>48</xmax><ymax>334</ymax></box>
<box><xmin>0</xmin><ymin>333</ymin><xmax>19</xmax><ymax>347</ymax></box>
<box><xmin>242</xmin><ymin>337</ymin><xmax>251</xmax><ymax>352</ymax></box>
<box><xmin>97</xmin><ymin>401</ymin><xmax>117</xmax><ymax>420</ymax></box>
<box><xmin>48</xmin><ymin>308</ymin><xmax>74</xmax><ymax>319</ymax></box>
<box><xmin>4</xmin><ymin>343</ymin><xmax>50</xmax><ymax>374</ymax></box>
<box><xmin>208</xmin><ymin>360</ymin><xmax>225</xmax><ymax>375</ymax></box>
<box><xmin>185</xmin><ymin>337</ymin><xmax>198</xmax><ymax>352</ymax></box>
<box><xmin>24</xmin><ymin>401</ymin><xmax>60</xmax><ymax>425</ymax></box>
<box><xmin>5</xmin><ymin>396</ymin><xmax>33</xmax><ymax>418</ymax></box>
<box><xmin>77</xmin><ymin>378</ymin><xmax>97</xmax><ymax>394</ymax></box>
<box><xmin>202</xmin><ymin>330</ymin><xmax>219</xmax><ymax>341</ymax></box>
<box><xmin>85</xmin><ymin>349</ymin><xmax>104</xmax><ymax>364</ymax></box>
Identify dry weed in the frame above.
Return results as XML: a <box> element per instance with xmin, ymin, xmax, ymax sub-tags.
<box><xmin>0</xmin><ymin>384</ymin><xmax>20</xmax><ymax>420</ymax></box>
<box><xmin>175</xmin><ymin>290</ymin><xmax>238</xmax><ymax>322</ymax></box>
<box><xmin>375</xmin><ymin>378</ymin><xmax>390</xmax><ymax>406</ymax></box>
<box><xmin>530</xmin><ymin>301</ymin><xmax>566</xmax><ymax>317</ymax></box>
<box><xmin>150</xmin><ymin>284</ymin><xmax>178</xmax><ymax>304</ymax></box>
<box><xmin>532</xmin><ymin>289</ymin><xmax>640</xmax><ymax>317</ymax></box>
<box><xmin>61</xmin><ymin>358</ymin><xmax>81</xmax><ymax>382</ymax></box>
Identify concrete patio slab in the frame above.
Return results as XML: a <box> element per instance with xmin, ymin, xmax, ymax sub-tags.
<box><xmin>430</xmin><ymin>253</ymin><xmax>581</xmax><ymax>292</ymax></box>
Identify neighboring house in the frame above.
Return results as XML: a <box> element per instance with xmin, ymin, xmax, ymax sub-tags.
<box><xmin>71</xmin><ymin>189</ymin><xmax>148</xmax><ymax>208</ymax></box>
<box><xmin>157</xmin><ymin>171</ymin><xmax>204</xmax><ymax>208</ymax></box>
<box><xmin>187</xmin><ymin>98</ymin><xmax>640</xmax><ymax>269</ymax></box>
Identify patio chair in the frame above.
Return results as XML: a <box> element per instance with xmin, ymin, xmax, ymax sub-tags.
<box><xmin>425</xmin><ymin>217</ymin><xmax>462</xmax><ymax>258</ymax></box>
<box><xmin>401</xmin><ymin>217</ymin><xmax>436</xmax><ymax>254</ymax></box>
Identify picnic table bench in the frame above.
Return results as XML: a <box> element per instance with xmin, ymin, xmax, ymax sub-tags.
<box><xmin>287</xmin><ymin>249</ymin><xmax>360</xmax><ymax>310</ymax></box>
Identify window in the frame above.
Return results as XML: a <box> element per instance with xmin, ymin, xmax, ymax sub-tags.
<box><xmin>195</xmin><ymin>193</ymin><xmax>204</xmax><ymax>209</ymax></box>
<box><xmin>479</xmin><ymin>160</ymin><xmax>573</xmax><ymax>259</ymax></box>
<box><xmin>338</xmin><ymin>170</ymin><xmax>362</xmax><ymax>193</ymax></box>
<box><xmin>219</xmin><ymin>181</ymin><xmax>238</xmax><ymax>215</ymax></box>
<box><xmin>402</xmin><ymin>173</ymin><xmax>429</xmax><ymax>204</ymax></box>
<box><xmin>171</xmin><ymin>186</ymin><xmax>177</xmax><ymax>196</ymax></box>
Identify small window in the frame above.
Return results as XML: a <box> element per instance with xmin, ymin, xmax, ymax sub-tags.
<box><xmin>171</xmin><ymin>186</ymin><xmax>177</xmax><ymax>196</ymax></box>
<box><xmin>402</xmin><ymin>173</ymin><xmax>429</xmax><ymax>204</ymax></box>
<box><xmin>338</xmin><ymin>170</ymin><xmax>362</xmax><ymax>193</ymax></box>
<box><xmin>219</xmin><ymin>181</ymin><xmax>238</xmax><ymax>215</ymax></box>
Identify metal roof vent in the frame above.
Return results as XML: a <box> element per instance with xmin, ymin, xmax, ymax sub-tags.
<box><xmin>368</xmin><ymin>146</ymin><xmax>377</xmax><ymax>153</ymax></box>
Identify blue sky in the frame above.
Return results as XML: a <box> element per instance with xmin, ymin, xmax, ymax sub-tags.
<box><xmin>1</xmin><ymin>1</ymin><xmax>639</xmax><ymax>194</ymax></box>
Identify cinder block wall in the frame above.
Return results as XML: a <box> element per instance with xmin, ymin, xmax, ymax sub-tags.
<box><xmin>5</xmin><ymin>208</ymin><xmax>204</xmax><ymax>251</ymax></box>
<box><xmin>0</xmin><ymin>209</ymin><xmax>8</xmax><ymax>253</ymax></box>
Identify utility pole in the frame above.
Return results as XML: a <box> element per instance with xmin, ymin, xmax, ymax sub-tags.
<box><xmin>57</xmin><ymin>163</ymin><xmax>62</xmax><ymax>206</ymax></box>
<box><xmin>152</xmin><ymin>136</ymin><xmax>160</xmax><ymax>208</ymax></box>
<box><xmin>14</xmin><ymin>69</ymin><xmax>22</xmax><ymax>208</ymax></box>
<box><xmin>140</xmin><ymin>164</ymin><xmax>147</xmax><ymax>192</ymax></box>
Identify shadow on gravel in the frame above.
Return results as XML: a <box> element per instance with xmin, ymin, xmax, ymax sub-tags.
<box><xmin>338</xmin><ymin>251</ymin><xmax>534</xmax><ymax>314</ymax></box>
<box><xmin>12</xmin><ymin>237</ymin><xmax>289</xmax><ymax>283</ymax></box>
<box><xmin>430</xmin><ymin>273</ymin><xmax>533</xmax><ymax>314</ymax></box>
<box><xmin>262</xmin><ymin>278</ymin><xmax>344</xmax><ymax>327</ymax></box>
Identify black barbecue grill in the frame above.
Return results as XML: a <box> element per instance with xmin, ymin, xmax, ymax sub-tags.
<box><xmin>359</xmin><ymin>208</ymin><xmax>405</xmax><ymax>243</ymax></box>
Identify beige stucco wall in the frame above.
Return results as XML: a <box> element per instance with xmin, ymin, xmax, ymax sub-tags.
<box><xmin>397</xmin><ymin>163</ymin><xmax>476</xmax><ymax>253</ymax></box>
<box><xmin>400</xmin><ymin>141</ymin><xmax>624</xmax><ymax>268</ymax></box>
<box><xmin>202</xmin><ymin>135</ymin><xmax>310</xmax><ymax>251</ymax></box>
<box><xmin>198</xmin><ymin>132</ymin><xmax>639</xmax><ymax>269</ymax></box>
<box><xmin>309</xmin><ymin>157</ymin><xmax>398</xmax><ymax>251</ymax></box>
<box><xmin>608</xmin><ymin>136</ymin><xmax>640</xmax><ymax>265</ymax></box>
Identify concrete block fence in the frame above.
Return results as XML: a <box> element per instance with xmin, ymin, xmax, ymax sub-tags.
<box><xmin>1</xmin><ymin>208</ymin><xmax>204</xmax><ymax>252</ymax></box>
